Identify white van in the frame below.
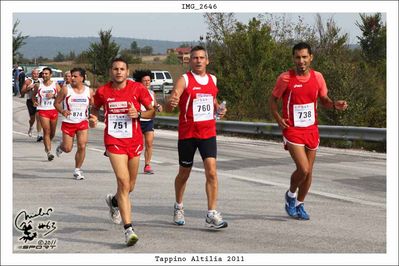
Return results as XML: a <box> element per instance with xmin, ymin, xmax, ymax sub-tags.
<box><xmin>36</xmin><ymin>66</ymin><xmax>64</xmax><ymax>85</ymax></box>
<box><xmin>51</xmin><ymin>69</ymin><xmax>64</xmax><ymax>85</ymax></box>
<box><xmin>150</xmin><ymin>70</ymin><xmax>173</xmax><ymax>93</ymax></box>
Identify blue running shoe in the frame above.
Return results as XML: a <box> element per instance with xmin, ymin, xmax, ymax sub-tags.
<box><xmin>296</xmin><ymin>203</ymin><xmax>310</xmax><ymax>220</ymax></box>
<box><xmin>285</xmin><ymin>191</ymin><xmax>298</xmax><ymax>217</ymax></box>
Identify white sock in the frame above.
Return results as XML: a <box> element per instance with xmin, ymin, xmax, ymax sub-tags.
<box><xmin>295</xmin><ymin>200</ymin><xmax>303</xmax><ymax>207</ymax></box>
<box><xmin>287</xmin><ymin>190</ymin><xmax>297</xmax><ymax>198</ymax></box>
<box><xmin>74</xmin><ymin>168</ymin><xmax>80</xmax><ymax>172</ymax></box>
<box><xmin>175</xmin><ymin>202</ymin><xmax>183</xmax><ymax>209</ymax></box>
<box><xmin>207</xmin><ymin>210</ymin><xmax>217</xmax><ymax>216</ymax></box>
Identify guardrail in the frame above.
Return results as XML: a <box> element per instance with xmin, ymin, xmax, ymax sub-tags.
<box><xmin>154</xmin><ymin>116</ymin><xmax>386</xmax><ymax>143</ymax></box>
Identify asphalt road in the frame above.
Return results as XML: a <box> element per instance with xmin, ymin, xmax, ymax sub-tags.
<box><xmin>9</xmin><ymin>96</ymin><xmax>387</xmax><ymax>263</ymax></box>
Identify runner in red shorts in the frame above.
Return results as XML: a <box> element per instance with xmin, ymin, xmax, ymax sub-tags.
<box><xmin>269</xmin><ymin>42</ymin><xmax>348</xmax><ymax>220</ymax></box>
<box><xmin>54</xmin><ymin>67</ymin><xmax>94</xmax><ymax>180</ymax></box>
<box><xmin>167</xmin><ymin>46</ymin><xmax>228</xmax><ymax>229</ymax></box>
<box><xmin>89</xmin><ymin>58</ymin><xmax>154</xmax><ymax>246</ymax></box>
<box><xmin>32</xmin><ymin>67</ymin><xmax>61</xmax><ymax>161</ymax></box>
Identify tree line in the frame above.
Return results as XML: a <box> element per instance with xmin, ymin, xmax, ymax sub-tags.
<box><xmin>13</xmin><ymin>13</ymin><xmax>386</xmax><ymax>129</ymax></box>
<box><xmin>202</xmin><ymin>13</ymin><xmax>386</xmax><ymax>129</ymax></box>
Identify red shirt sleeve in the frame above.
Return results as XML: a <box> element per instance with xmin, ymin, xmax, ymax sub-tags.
<box><xmin>272</xmin><ymin>71</ymin><xmax>290</xmax><ymax>98</ymax></box>
<box><xmin>314</xmin><ymin>71</ymin><xmax>328</xmax><ymax>97</ymax></box>
<box><xmin>93</xmin><ymin>86</ymin><xmax>104</xmax><ymax>109</ymax></box>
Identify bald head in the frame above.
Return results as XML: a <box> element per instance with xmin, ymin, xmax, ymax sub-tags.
<box><xmin>31</xmin><ymin>68</ymin><xmax>40</xmax><ymax>80</ymax></box>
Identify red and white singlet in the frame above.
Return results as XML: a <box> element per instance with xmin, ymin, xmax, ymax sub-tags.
<box><xmin>36</xmin><ymin>80</ymin><xmax>57</xmax><ymax>110</ymax></box>
<box><xmin>63</xmin><ymin>84</ymin><xmax>91</xmax><ymax>123</ymax></box>
<box><xmin>178</xmin><ymin>71</ymin><xmax>218</xmax><ymax>140</ymax></box>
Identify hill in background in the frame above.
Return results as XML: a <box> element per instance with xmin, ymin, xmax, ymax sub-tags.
<box><xmin>19</xmin><ymin>36</ymin><xmax>196</xmax><ymax>59</ymax></box>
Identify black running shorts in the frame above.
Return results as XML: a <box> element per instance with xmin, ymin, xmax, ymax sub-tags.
<box><xmin>26</xmin><ymin>99</ymin><xmax>37</xmax><ymax>116</ymax></box>
<box><xmin>140</xmin><ymin>120</ymin><xmax>154</xmax><ymax>133</ymax></box>
<box><xmin>178</xmin><ymin>137</ymin><xmax>217</xmax><ymax>168</ymax></box>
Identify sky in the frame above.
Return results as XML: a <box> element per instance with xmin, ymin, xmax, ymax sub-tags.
<box><xmin>13</xmin><ymin>12</ymin><xmax>385</xmax><ymax>44</ymax></box>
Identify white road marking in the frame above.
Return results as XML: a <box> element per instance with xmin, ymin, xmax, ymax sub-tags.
<box><xmin>13</xmin><ymin>129</ymin><xmax>385</xmax><ymax>208</ymax></box>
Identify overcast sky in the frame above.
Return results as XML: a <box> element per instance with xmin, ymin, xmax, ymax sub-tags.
<box><xmin>13</xmin><ymin>12</ymin><xmax>386</xmax><ymax>44</ymax></box>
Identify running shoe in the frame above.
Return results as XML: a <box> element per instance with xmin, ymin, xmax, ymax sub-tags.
<box><xmin>205</xmin><ymin>211</ymin><xmax>228</xmax><ymax>229</ymax></box>
<box><xmin>144</xmin><ymin>164</ymin><xmax>154</xmax><ymax>174</ymax></box>
<box><xmin>296</xmin><ymin>203</ymin><xmax>310</xmax><ymax>220</ymax></box>
<box><xmin>173</xmin><ymin>205</ymin><xmax>185</xmax><ymax>225</ymax></box>
<box><xmin>124</xmin><ymin>227</ymin><xmax>139</xmax><ymax>246</ymax></box>
<box><xmin>36</xmin><ymin>135</ymin><xmax>43</xmax><ymax>142</ymax></box>
<box><xmin>105</xmin><ymin>194</ymin><xmax>122</xmax><ymax>224</ymax></box>
<box><xmin>73</xmin><ymin>169</ymin><xmax>85</xmax><ymax>180</ymax></box>
<box><xmin>28</xmin><ymin>127</ymin><xmax>33</xmax><ymax>137</ymax></box>
<box><xmin>56</xmin><ymin>145</ymin><xmax>63</xmax><ymax>157</ymax></box>
<box><xmin>285</xmin><ymin>191</ymin><xmax>298</xmax><ymax>218</ymax></box>
<box><xmin>47</xmin><ymin>153</ymin><xmax>54</xmax><ymax>161</ymax></box>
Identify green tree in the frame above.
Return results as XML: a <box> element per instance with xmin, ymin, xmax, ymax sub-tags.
<box><xmin>75</xmin><ymin>51</ymin><xmax>90</xmax><ymax>64</ymax></box>
<box><xmin>202</xmin><ymin>13</ymin><xmax>385</xmax><ymax>129</ymax></box>
<box><xmin>66</xmin><ymin>51</ymin><xmax>76</xmax><ymax>61</ymax></box>
<box><xmin>120</xmin><ymin>48</ymin><xmax>141</xmax><ymax>64</ymax></box>
<box><xmin>13</xmin><ymin>19</ymin><xmax>29</xmax><ymax>63</ymax></box>
<box><xmin>356</xmin><ymin>13</ymin><xmax>386</xmax><ymax>63</ymax></box>
<box><xmin>312</xmin><ymin>14</ymin><xmax>385</xmax><ymax>128</ymax></box>
<box><xmin>53</xmin><ymin>51</ymin><xmax>65</xmax><ymax>62</ymax></box>
<box><xmin>141</xmin><ymin>46</ymin><xmax>153</xmax><ymax>56</ymax></box>
<box><xmin>130</xmin><ymin>41</ymin><xmax>140</xmax><ymax>55</ymax></box>
<box><xmin>205</xmin><ymin>15</ymin><xmax>281</xmax><ymax>120</ymax></box>
<box><xmin>164</xmin><ymin>53</ymin><xmax>181</xmax><ymax>65</ymax></box>
<box><xmin>87</xmin><ymin>29</ymin><xmax>120</xmax><ymax>83</ymax></box>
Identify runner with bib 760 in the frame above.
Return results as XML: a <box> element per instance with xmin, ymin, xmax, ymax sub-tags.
<box><xmin>167</xmin><ymin>45</ymin><xmax>228</xmax><ymax>229</ymax></box>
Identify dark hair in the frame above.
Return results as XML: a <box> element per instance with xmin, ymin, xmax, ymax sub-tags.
<box><xmin>132</xmin><ymin>69</ymin><xmax>152</xmax><ymax>82</ymax></box>
<box><xmin>190</xmin><ymin>45</ymin><xmax>207</xmax><ymax>56</ymax></box>
<box><xmin>110</xmin><ymin>57</ymin><xmax>129</xmax><ymax>69</ymax></box>
<box><xmin>70</xmin><ymin>67</ymin><xmax>86</xmax><ymax>82</ymax></box>
<box><xmin>292</xmin><ymin>42</ymin><xmax>312</xmax><ymax>55</ymax></box>
<box><xmin>42</xmin><ymin>67</ymin><xmax>52</xmax><ymax>74</ymax></box>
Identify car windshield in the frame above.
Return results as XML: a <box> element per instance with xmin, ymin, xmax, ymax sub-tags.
<box><xmin>164</xmin><ymin>72</ymin><xmax>171</xmax><ymax>79</ymax></box>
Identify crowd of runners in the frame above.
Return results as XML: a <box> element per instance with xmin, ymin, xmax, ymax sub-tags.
<box><xmin>15</xmin><ymin>43</ymin><xmax>348</xmax><ymax>246</ymax></box>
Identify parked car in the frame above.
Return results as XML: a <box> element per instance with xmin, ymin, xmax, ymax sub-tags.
<box><xmin>162</xmin><ymin>82</ymin><xmax>173</xmax><ymax>94</ymax></box>
<box><xmin>25</xmin><ymin>65</ymin><xmax>64</xmax><ymax>85</ymax></box>
<box><xmin>50</xmin><ymin>69</ymin><xmax>64</xmax><ymax>85</ymax></box>
<box><xmin>150</xmin><ymin>70</ymin><xmax>173</xmax><ymax>93</ymax></box>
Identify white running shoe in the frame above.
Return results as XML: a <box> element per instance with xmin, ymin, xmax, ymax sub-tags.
<box><xmin>28</xmin><ymin>127</ymin><xmax>33</xmax><ymax>137</ymax></box>
<box><xmin>73</xmin><ymin>169</ymin><xmax>85</xmax><ymax>180</ymax></box>
<box><xmin>205</xmin><ymin>211</ymin><xmax>228</xmax><ymax>229</ymax></box>
<box><xmin>173</xmin><ymin>205</ymin><xmax>185</xmax><ymax>225</ymax></box>
<box><xmin>56</xmin><ymin>145</ymin><xmax>63</xmax><ymax>157</ymax></box>
<box><xmin>124</xmin><ymin>227</ymin><xmax>139</xmax><ymax>246</ymax></box>
<box><xmin>105</xmin><ymin>194</ymin><xmax>122</xmax><ymax>224</ymax></box>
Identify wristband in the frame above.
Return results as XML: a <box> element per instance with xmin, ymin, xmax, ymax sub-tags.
<box><xmin>138</xmin><ymin>111</ymin><xmax>142</xmax><ymax>119</ymax></box>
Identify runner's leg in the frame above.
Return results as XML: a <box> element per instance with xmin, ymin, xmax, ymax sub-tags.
<box><xmin>203</xmin><ymin>158</ymin><xmax>218</xmax><ymax>210</ymax></box>
<box><xmin>75</xmin><ymin>129</ymin><xmax>88</xmax><ymax>169</ymax></box>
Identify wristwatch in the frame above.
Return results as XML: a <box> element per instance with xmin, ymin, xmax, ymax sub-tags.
<box><xmin>138</xmin><ymin>111</ymin><xmax>142</xmax><ymax>119</ymax></box>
